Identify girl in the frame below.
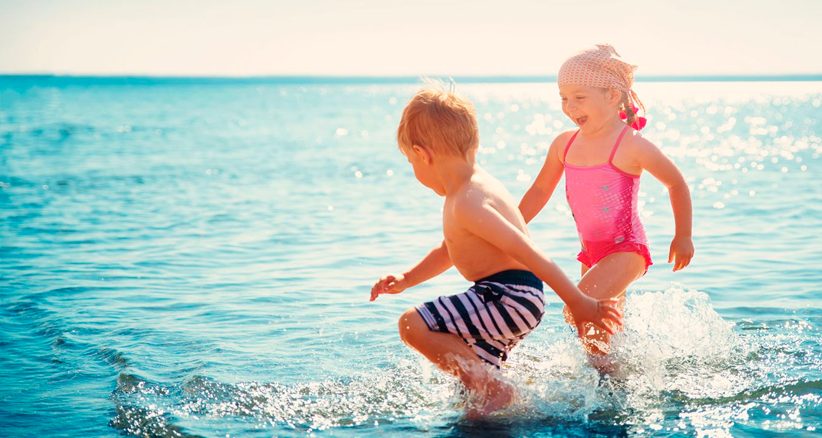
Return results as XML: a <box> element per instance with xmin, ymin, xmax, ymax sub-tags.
<box><xmin>519</xmin><ymin>44</ymin><xmax>694</xmax><ymax>355</ymax></box>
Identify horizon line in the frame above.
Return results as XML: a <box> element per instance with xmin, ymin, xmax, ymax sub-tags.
<box><xmin>2</xmin><ymin>73</ymin><xmax>822</xmax><ymax>84</ymax></box>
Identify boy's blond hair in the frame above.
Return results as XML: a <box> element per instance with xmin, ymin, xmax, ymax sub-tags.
<box><xmin>397</xmin><ymin>87</ymin><xmax>479</xmax><ymax>158</ymax></box>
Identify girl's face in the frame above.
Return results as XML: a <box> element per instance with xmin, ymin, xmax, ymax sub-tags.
<box><xmin>559</xmin><ymin>85</ymin><xmax>619</xmax><ymax>133</ymax></box>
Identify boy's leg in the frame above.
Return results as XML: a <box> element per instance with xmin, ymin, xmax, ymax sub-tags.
<box><xmin>398</xmin><ymin>309</ymin><xmax>494</xmax><ymax>390</ymax></box>
<box><xmin>564</xmin><ymin>251</ymin><xmax>645</xmax><ymax>355</ymax></box>
<box><xmin>398</xmin><ymin>309</ymin><xmax>514</xmax><ymax>416</ymax></box>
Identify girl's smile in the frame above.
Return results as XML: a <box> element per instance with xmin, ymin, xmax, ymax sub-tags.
<box><xmin>560</xmin><ymin>84</ymin><xmax>622</xmax><ymax>135</ymax></box>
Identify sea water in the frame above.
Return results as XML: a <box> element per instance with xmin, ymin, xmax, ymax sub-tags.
<box><xmin>1</xmin><ymin>77</ymin><xmax>821</xmax><ymax>437</ymax></box>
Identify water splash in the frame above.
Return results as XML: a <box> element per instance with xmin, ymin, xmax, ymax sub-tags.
<box><xmin>105</xmin><ymin>285</ymin><xmax>822</xmax><ymax>436</ymax></box>
<box><xmin>109</xmin><ymin>358</ymin><xmax>466</xmax><ymax>436</ymax></box>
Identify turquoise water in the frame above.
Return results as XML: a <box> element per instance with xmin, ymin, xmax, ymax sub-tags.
<box><xmin>1</xmin><ymin>76</ymin><xmax>821</xmax><ymax>437</ymax></box>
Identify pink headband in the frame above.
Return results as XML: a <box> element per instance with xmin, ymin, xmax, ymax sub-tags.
<box><xmin>558</xmin><ymin>44</ymin><xmax>636</xmax><ymax>93</ymax></box>
<box><xmin>559</xmin><ymin>44</ymin><xmax>647</xmax><ymax>130</ymax></box>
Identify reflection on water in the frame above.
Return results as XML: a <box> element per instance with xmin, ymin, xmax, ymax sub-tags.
<box><xmin>100</xmin><ymin>287</ymin><xmax>821</xmax><ymax>437</ymax></box>
<box><xmin>1</xmin><ymin>78</ymin><xmax>821</xmax><ymax>437</ymax></box>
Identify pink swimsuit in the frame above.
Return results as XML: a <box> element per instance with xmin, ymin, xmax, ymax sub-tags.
<box><xmin>563</xmin><ymin>125</ymin><xmax>653</xmax><ymax>271</ymax></box>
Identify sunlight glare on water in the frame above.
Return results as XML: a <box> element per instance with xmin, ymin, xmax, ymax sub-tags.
<box><xmin>1</xmin><ymin>77</ymin><xmax>821</xmax><ymax>437</ymax></box>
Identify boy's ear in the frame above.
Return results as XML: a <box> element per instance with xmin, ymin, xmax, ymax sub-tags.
<box><xmin>412</xmin><ymin>144</ymin><xmax>433</xmax><ymax>164</ymax></box>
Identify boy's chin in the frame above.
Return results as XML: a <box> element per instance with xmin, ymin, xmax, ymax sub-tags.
<box><xmin>419</xmin><ymin>181</ymin><xmax>445</xmax><ymax>196</ymax></box>
<box><xmin>428</xmin><ymin>186</ymin><xmax>446</xmax><ymax>196</ymax></box>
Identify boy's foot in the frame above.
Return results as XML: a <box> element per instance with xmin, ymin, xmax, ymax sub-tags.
<box><xmin>464</xmin><ymin>379</ymin><xmax>515</xmax><ymax>420</ymax></box>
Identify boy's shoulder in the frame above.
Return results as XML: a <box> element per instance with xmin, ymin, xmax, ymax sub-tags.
<box><xmin>450</xmin><ymin>169</ymin><xmax>507</xmax><ymax>212</ymax></box>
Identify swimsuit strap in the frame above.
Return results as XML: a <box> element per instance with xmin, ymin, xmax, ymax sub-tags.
<box><xmin>608</xmin><ymin>125</ymin><xmax>631</xmax><ymax>164</ymax></box>
<box><xmin>562</xmin><ymin>130</ymin><xmax>580</xmax><ymax>161</ymax></box>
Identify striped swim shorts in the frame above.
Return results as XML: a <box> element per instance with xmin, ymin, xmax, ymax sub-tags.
<box><xmin>415</xmin><ymin>269</ymin><xmax>545</xmax><ymax>368</ymax></box>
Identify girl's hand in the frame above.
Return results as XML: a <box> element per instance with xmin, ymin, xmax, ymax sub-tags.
<box><xmin>568</xmin><ymin>296</ymin><xmax>623</xmax><ymax>336</ymax></box>
<box><xmin>668</xmin><ymin>235</ymin><xmax>694</xmax><ymax>271</ymax></box>
<box><xmin>370</xmin><ymin>273</ymin><xmax>408</xmax><ymax>301</ymax></box>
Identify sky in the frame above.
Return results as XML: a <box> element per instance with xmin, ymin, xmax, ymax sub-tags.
<box><xmin>1</xmin><ymin>0</ymin><xmax>820</xmax><ymax>77</ymax></box>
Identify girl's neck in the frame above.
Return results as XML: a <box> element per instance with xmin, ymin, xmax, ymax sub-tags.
<box><xmin>581</xmin><ymin>114</ymin><xmax>624</xmax><ymax>139</ymax></box>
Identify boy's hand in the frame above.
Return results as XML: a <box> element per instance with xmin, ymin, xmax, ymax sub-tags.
<box><xmin>370</xmin><ymin>274</ymin><xmax>408</xmax><ymax>301</ymax></box>
<box><xmin>668</xmin><ymin>235</ymin><xmax>694</xmax><ymax>272</ymax></box>
<box><xmin>569</xmin><ymin>296</ymin><xmax>623</xmax><ymax>336</ymax></box>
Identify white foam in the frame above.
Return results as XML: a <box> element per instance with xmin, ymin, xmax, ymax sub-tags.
<box><xmin>505</xmin><ymin>285</ymin><xmax>744</xmax><ymax>422</ymax></box>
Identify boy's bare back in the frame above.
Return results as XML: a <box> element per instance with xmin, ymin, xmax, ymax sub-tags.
<box><xmin>443</xmin><ymin>166</ymin><xmax>529</xmax><ymax>282</ymax></box>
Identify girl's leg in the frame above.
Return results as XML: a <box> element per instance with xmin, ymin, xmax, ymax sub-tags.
<box><xmin>564</xmin><ymin>251</ymin><xmax>646</xmax><ymax>355</ymax></box>
<box><xmin>398</xmin><ymin>309</ymin><xmax>513</xmax><ymax>416</ymax></box>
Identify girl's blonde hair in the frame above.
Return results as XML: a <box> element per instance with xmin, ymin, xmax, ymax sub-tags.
<box><xmin>619</xmin><ymin>89</ymin><xmax>646</xmax><ymax>128</ymax></box>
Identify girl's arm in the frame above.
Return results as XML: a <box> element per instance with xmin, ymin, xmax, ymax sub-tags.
<box><xmin>518</xmin><ymin>133</ymin><xmax>570</xmax><ymax>223</ymax></box>
<box><xmin>635</xmin><ymin>138</ymin><xmax>695</xmax><ymax>271</ymax></box>
<box><xmin>370</xmin><ymin>241</ymin><xmax>452</xmax><ymax>301</ymax></box>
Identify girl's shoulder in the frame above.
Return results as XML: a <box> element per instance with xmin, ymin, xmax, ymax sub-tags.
<box><xmin>554</xmin><ymin>129</ymin><xmax>578</xmax><ymax>144</ymax></box>
<box><xmin>616</xmin><ymin>128</ymin><xmax>670</xmax><ymax>171</ymax></box>
<box><xmin>551</xmin><ymin>129</ymin><xmax>578</xmax><ymax>150</ymax></box>
<box><xmin>621</xmin><ymin>128</ymin><xmax>659</xmax><ymax>156</ymax></box>
<box><xmin>551</xmin><ymin>129</ymin><xmax>578</xmax><ymax>162</ymax></box>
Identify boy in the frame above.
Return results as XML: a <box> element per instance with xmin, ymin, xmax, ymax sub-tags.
<box><xmin>370</xmin><ymin>87</ymin><xmax>622</xmax><ymax>417</ymax></box>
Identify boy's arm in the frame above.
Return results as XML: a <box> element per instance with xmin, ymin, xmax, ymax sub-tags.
<box><xmin>456</xmin><ymin>197</ymin><xmax>622</xmax><ymax>333</ymax></box>
<box><xmin>519</xmin><ymin>134</ymin><xmax>567</xmax><ymax>224</ymax></box>
<box><xmin>370</xmin><ymin>240</ymin><xmax>452</xmax><ymax>301</ymax></box>
<box><xmin>636</xmin><ymin>139</ymin><xmax>694</xmax><ymax>271</ymax></box>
